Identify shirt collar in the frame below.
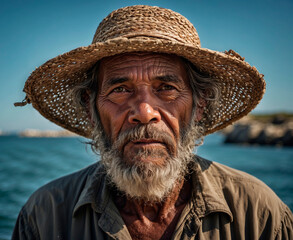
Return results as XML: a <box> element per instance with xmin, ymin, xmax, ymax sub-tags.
<box><xmin>73</xmin><ymin>163</ymin><xmax>110</xmax><ymax>217</ymax></box>
<box><xmin>190</xmin><ymin>155</ymin><xmax>233</xmax><ymax>222</ymax></box>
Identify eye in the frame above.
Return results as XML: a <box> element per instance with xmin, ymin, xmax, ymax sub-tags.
<box><xmin>112</xmin><ymin>86</ymin><xmax>129</xmax><ymax>93</ymax></box>
<box><xmin>159</xmin><ymin>84</ymin><xmax>177</xmax><ymax>91</ymax></box>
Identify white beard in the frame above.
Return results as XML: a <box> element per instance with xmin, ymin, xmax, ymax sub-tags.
<box><xmin>95</xmin><ymin>123</ymin><xmax>203</xmax><ymax>202</ymax></box>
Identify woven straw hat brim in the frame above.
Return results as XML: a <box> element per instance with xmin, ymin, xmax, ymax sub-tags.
<box><xmin>22</xmin><ymin>37</ymin><xmax>265</xmax><ymax>138</ymax></box>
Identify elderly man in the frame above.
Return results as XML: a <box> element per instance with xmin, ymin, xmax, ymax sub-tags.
<box><xmin>13</xmin><ymin>5</ymin><xmax>292</xmax><ymax>240</ymax></box>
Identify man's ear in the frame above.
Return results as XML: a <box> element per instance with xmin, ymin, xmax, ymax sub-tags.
<box><xmin>195</xmin><ymin>98</ymin><xmax>207</xmax><ymax>122</ymax></box>
<box><xmin>84</xmin><ymin>90</ymin><xmax>95</xmax><ymax>126</ymax></box>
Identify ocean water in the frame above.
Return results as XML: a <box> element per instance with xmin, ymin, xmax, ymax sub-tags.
<box><xmin>0</xmin><ymin>134</ymin><xmax>292</xmax><ymax>239</ymax></box>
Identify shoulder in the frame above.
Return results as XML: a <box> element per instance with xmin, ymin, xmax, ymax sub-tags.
<box><xmin>194</xmin><ymin>155</ymin><xmax>293</xmax><ymax>237</ymax></box>
<box><xmin>22</xmin><ymin>162</ymin><xmax>103</xmax><ymax>215</ymax></box>
<box><xmin>13</xmin><ymin>162</ymin><xmax>106</xmax><ymax>239</ymax></box>
<box><xmin>196</xmin><ymin>155</ymin><xmax>278</xmax><ymax>198</ymax></box>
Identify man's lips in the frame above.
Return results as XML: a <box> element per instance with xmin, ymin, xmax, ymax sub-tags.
<box><xmin>123</xmin><ymin>138</ymin><xmax>167</xmax><ymax>150</ymax></box>
<box><xmin>132</xmin><ymin>138</ymin><xmax>164</xmax><ymax>144</ymax></box>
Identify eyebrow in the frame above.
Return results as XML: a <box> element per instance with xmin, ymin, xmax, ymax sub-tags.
<box><xmin>155</xmin><ymin>75</ymin><xmax>182</xmax><ymax>84</ymax></box>
<box><xmin>104</xmin><ymin>77</ymin><xmax>129</xmax><ymax>89</ymax></box>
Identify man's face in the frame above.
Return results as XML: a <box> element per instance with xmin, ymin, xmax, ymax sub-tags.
<box><xmin>96</xmin><ymin>52</ymin><xmax>193</xmax><ymax>166</ymax></box>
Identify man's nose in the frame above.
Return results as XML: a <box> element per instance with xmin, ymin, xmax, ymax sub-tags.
<box><xmin>128</xmin><ymin>97</ymin><xmax>161</xmax><ymax>124</ymax></box>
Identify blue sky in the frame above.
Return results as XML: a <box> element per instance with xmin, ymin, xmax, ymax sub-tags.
<box><xmin>0</xmin><ymin>0</ymin><xmax>292</xmax><ymax>131</ymax></box>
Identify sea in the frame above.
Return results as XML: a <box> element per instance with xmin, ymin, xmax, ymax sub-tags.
<box><xmin>0</xmin><ymin>134</ymin><xmax>292</xmax><ymax>239</ymax></box>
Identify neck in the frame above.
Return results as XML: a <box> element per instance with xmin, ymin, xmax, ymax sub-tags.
<box><xmin>114</xmin><ymin>177</ymin><xmax>192</xmax><ymax>223</ymax></box>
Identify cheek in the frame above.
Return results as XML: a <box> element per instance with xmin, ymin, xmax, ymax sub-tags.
<box><xmin>172</xmin><ymin>92</ymin><xmax>193</xmax><ymax>124</ymax></box>
<box><xmin>181</xmin><ymin>95</ymin><xmax>194</xmax><ymax>123</ymax></box>
<box><xmin>159</xmin><ymin>108</ymin><xmax>180</xmax><ymax>140</ymax></box>
<box><xmin>156</xmin><ymin>92</ymin><xmax>193</xmax><ymax>140</ymax></box>
<box><xmin>96</xmin><ymin>97</ymin><xmax>129</xmax><ymax>141</ymax></box>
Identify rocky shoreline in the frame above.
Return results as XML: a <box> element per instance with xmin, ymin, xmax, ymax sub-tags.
<box><xmin>221</xmin><ymin>114</ymin><xmax>293</xmax><ymax>146</ymax></box>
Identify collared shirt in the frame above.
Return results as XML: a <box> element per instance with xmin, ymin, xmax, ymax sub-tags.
<box><xmin>12</xmin><ymin>156</ymin><xmax>293</xmax><ymax>240</ymax></box>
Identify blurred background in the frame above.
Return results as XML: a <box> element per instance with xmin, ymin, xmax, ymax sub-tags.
<box><xmin>0</xmin><ymin>0</ymin><xmax>292</xmax><ymax>239</ymax></box>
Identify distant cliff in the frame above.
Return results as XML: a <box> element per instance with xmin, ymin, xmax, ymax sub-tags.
<box><xmin>19</xmin><ymin>129</ymin><xmax>77</xmax><ymax>138</ymax></box>
<box><xmin>221</xmin><ymin>113</ymin><xmax>293</xmax><ymax>146</ymax></box>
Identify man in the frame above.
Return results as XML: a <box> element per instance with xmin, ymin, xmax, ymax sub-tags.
<box><xmin>13</xmin><ymin>5</ymin><xmax>292</xmax><ymax>240</ymax></box>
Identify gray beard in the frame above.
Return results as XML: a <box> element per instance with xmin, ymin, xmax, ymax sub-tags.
<box><xmin>92</xmin><ymin>122</ymin><xmax>204</xmax><ymax>203</ymax></box>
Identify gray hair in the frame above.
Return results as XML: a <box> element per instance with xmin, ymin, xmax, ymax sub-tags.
<box><xmin>181</xmin><ymin>58</ymin><xmax>220</xmax><ymax>120</ymax></box>
<box><xmin>70</xmin><ymin>56</ymin><xmax>220</xmax><ymax>146</ymax></box>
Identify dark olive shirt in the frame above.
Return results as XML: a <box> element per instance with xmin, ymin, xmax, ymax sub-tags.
<box><xmin>12</xmin><ymin>156</ymin><xmax>293</xmax><ymax>239</ymax></box>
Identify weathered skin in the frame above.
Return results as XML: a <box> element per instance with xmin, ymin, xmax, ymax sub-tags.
<box><xmin>96</xmin><ymin>53</ymin><xmax>196</xmax><ymax>239</ymax></box>
<box><xmin>115</xmin><ymin>179</ymin><xmax>192</xmax><ymax>240</ymax></box>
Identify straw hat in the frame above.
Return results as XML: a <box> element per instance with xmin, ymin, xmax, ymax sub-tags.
<box><xmin>15</xmin><ymin>5</ymin><xmax>265</xmax><ymax>138</ymax></box>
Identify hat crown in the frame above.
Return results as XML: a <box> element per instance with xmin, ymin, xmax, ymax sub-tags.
<box><xmin>92</xmin><ymin>5</ymin><xmax>201</xmax><ymax>47</ymax></box>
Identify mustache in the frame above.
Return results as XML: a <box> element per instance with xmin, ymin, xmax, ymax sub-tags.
<box><xmin>112</xmin><ymin>124</ymin><xmax>176</xmax><ymax>154</ymax></box>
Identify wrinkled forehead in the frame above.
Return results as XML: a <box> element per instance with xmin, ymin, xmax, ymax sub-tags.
<box><xmin>96</xmin><ymin>52</ymin><xmax>188</xmax><ymax>87</ymax></box>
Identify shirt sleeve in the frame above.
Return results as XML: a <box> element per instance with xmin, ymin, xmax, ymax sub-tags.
<box><xmin>274</xmin><ymin>206</ymin><xmax>293</xmax><ymax>240</ymax></box>
<box><xmin>11</xmin><ymin>207</ymin><xmax>39</xmax><ymax>240</ymax></box>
